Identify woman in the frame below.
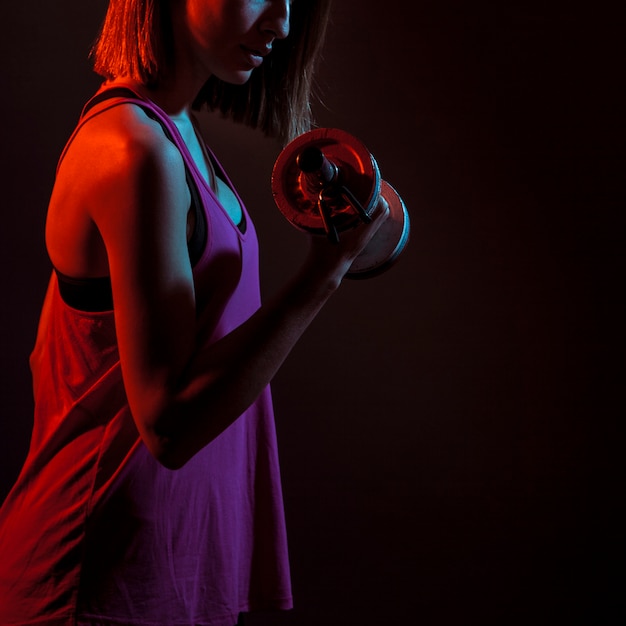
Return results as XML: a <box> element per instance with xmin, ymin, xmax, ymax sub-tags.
<box><xmin>0</xmin><ymin>1</ymin><xmax>387</xmax><ymax>624</ymax></box>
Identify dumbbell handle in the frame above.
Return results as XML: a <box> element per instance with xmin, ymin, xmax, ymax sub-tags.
<box><xmin>297</xmin><ymin>146</ymin><xmax>339</xmax><ymax>186</ymax></box>
<box><xmin>297</xmin><ymin>146</ymin><xmax>373</xmax><ymax>243</ymax></box>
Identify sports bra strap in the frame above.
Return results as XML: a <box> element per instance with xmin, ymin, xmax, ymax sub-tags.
<box><xmin>81</xmin><ymin>87</ymin><xmax>142</xmax><ymax>116</ymax></box>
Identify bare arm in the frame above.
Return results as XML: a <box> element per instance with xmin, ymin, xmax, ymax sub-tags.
<box><xmin>74</xmin><ymin>109</ymin><xmax>386</xmax><ymax>469</ymax></box>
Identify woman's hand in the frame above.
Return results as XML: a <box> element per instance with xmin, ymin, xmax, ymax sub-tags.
<box><xmin>303</xmin><ymin>196</ymin><xmax>391</xmax><ymax>288</ymax></box>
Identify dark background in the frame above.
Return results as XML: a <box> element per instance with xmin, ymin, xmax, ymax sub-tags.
<box><xmin>1</xmin><ymin>1</ymin><xmax>624</xmax><ymax>624</ymax></box>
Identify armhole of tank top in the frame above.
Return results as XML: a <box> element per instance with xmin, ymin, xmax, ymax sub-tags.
<box><xmin>83</xmin><ymin>88</ymin><xmax>208</xmax><ymax>262</ymax></box>
<box><xmin>54</xmin><ymin>88</ymin><xmax>208</xmax><ymax>312</ymax></box>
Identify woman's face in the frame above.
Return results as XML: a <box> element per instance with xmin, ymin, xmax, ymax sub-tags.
<box><xmin>178</xmin><ymin>0</ymin><xmax>291</xmax><ymax>84</ymax></box>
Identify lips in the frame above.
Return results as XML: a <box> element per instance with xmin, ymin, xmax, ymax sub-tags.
<box><xmin>242</xmin><ymin>43</ymin><xmax>273</xmax><ymax>58</ymax></box>
<box><xmin>239</xmin><ymin>44</ymin><xmax>272</xmax><ymax>69</ymax></box>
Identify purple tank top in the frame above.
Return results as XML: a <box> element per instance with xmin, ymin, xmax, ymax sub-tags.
<box><xmin>0</xmin><ymin>86</ymin><xmax>292</xmax><ymax>626</ymax></box>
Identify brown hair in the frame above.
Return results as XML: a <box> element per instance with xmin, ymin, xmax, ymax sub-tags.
<box><xmin>91</xmin><ymin>0</ymin><xmax>332</xmax><ymax>144</ymax></box>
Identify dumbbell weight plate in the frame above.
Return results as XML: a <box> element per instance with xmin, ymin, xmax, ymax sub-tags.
<box><xmin>271</xmin><ymin>128</ymin><xmax>381</xmax><ymax>235</ymax></box>
<box><xmin>347</xmin><ymin>180</ymin><xmax>411</xmax><ymax>279</ymax></box>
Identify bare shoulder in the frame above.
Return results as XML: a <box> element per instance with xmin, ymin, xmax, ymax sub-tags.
<box><xmin>61</xmin><ymin>103</ymin><xmax>187</xmax><ymax>205</ymax></box>
<box><xmin>47</xmin><ymin>102</ymin><xmax>190</xmax><ymax>277</ymax></box>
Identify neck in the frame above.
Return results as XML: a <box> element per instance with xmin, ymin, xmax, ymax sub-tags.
<box><xmin>142</xmin><ymin>1</ymin><xmax>211</xmax><ymax>118</ymax></box>
<box><xmin>108</xmin><ymin>70</ymin><xmax>204</xmax><ymax>121</ymax></box>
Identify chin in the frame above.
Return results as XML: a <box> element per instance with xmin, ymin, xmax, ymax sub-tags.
<box><xmin>212</xmin><ymin>62</ymin><xmax>257</xmax><ymax>86</ymax></box>
<box><xmin>224</xmin><ymin>70</ymin><xmax>255</xmax><ymax>85</ymax></box>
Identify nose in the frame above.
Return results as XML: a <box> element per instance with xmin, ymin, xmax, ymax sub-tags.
<box><xmin>261</xmin><ymin>0</ymin><xmax>290</xmax><ymax>40</ymax></box>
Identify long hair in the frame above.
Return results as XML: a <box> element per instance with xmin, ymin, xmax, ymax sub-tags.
<box><xmin>91</xmin><ymin>0</ymin><xmax>332</xmax><ymax>145</ymax></box>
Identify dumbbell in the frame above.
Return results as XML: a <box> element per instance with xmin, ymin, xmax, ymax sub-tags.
<box><xmin>271</xmin><ymin>128</ymin><xmax>410</xmax><ymax>279</ymax></box>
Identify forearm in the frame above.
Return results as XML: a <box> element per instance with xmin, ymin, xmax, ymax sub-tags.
<box><xmin>147</xmin><ymin>257</ymin><xmax>343</xmax><ymax>469</ymax></box>
<box><xmin>123</xmin><ymin>197</ymin><xmax>387</xmax><ymax>469</ymax></box>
